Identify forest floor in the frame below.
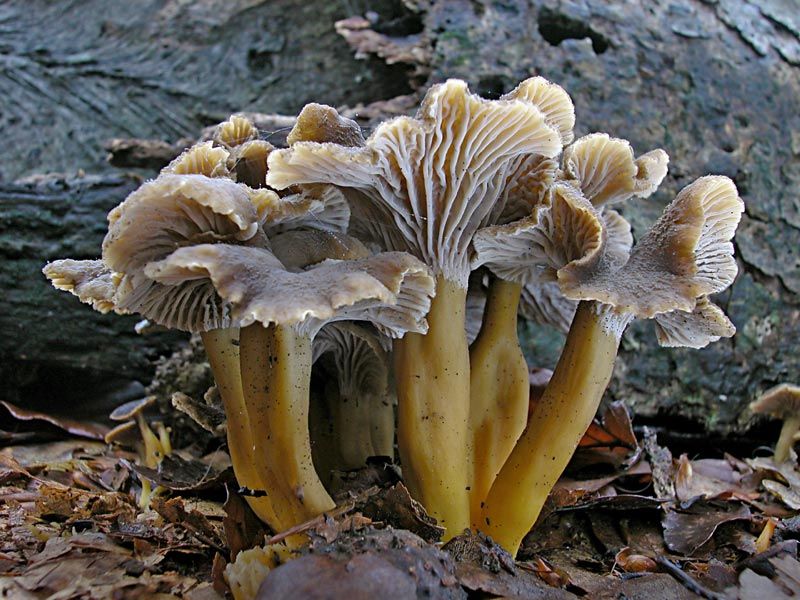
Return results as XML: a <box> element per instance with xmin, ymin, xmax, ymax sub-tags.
<box><xmin>0</xmin><ymin>382</ymin><xmax>798</xmax><ymax>599</ymax></box>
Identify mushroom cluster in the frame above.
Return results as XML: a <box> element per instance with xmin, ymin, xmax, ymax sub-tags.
<box><xmin>44</xmin><ymin>76</ymin><xmax>743</xmax><ymax>557</ymax></box>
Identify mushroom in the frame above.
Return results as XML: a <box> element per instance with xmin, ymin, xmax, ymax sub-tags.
<box><xmin>311</xmin><ymin>322</ymin><xmax>394</xmax><ymax>478</ymax></box>
<box><xmin>109</xmin><ymin>396</ymin><xmax>170</xmax><ymax>506</ymax></box>
<box><xmin>215</xmin><ymin>114</ymin><xmax>260</xmax><ymax>149</ymax></box>
<box><xmin>750</xmin><ymin>384</ymin><xmax>800</xmax><ymax>463</ymax></box>
<box><xmin>44</xmin><ymin>148</ymin><xmax>291</xmax><ymax>526</ymax></box>
<box><xmin>465</xmin><ymin>80</ymin><xmax>574</xmax><ymax>524</ymax></box>
<box><xmin>42</xmin><ymin>258</ymin><xmax>118</xmax><ymax>314</ymax></box>
<box><xmin>465</xmin><ymin>130</ymin><xmax>668</xmax><ymax>522</ymax></box>
<box><xmin>145</xmin><ymin>240</ymin><xmax>434</xmax><ymax>528</ymax></box>
<box><xmin>478</xmin><ymin>175</ymin><xmax>743</xmax><ymax>554</ymax></box>
<box><xmin>560</xmin><ymin>133</ymin><xmax>669</xmax><ymax>207</ymax></box>
<box><xmin>266</xmin><ymin>78</ymin><xmax>564</xmax><ymax>535</ymax></box>
<box><xmin>162</xmin><ymin>141</ymin><xmax>230</xmax><ymax>178</ymax></box>
<box><xmin>470</xmin><ymin>181</ymin><xmax>620</xmax><ymax>524</ymax></box>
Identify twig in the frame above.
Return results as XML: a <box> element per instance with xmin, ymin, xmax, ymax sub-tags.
<box><xmin>655</xmin><ymin>556</ymin><xmax>727</xmax><ymax>600</ymax></box>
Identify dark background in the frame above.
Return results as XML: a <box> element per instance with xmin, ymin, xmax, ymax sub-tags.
<box><xmin>1</xmin><ymin>0</ymin><xmax>798</xmax><ymax>435</ymax></box>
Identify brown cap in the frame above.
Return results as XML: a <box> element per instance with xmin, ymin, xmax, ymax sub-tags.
<box><xmin>653</xmin><ymin>296</ymin><xmax>735</xmax><ymax>348</ymax></box>
<box><xmin>104</xmin><ymin>420</ymin><xmax>139</xmax><ymax>445</ymax></box>
<box><xmin>560</xmin><ymin>176</ymin><xmax>744</xmax><ymax>320</ymax></box>
<box><xmin>270</xmin><ymin>230</ymin><xmax>370</xmax><ymax>271</ymax></box>
<box><xmin>313</xmin><ymin>322</ymin><xmax>389</xmax><ymax>404</ymax></box>
<box><xmin>750</xmin><ymin>384</ymin><xmax>800</xmax><ymax>417</ymax></box>
<box><xmin>473</xmin><ymin>182</ymin><xmax>632</xmax><ymax>333</ymax></box>
<box><xmin>492</xmin><ymin>155</ymin><xmax>558</xmax><ymax>225</ymax></box>
<box><xmin>144</xmin><ymin>244</ymin><xmax>435</xmax><ymax>339</ymax></box>
<box><xmin>110</xmin><ymin>396</ymin><xmax>156</xmax><ymax>421</ymax></box>
<box><xmin>519</xmin><ymin>281</ymin><xmax>577</xmax><ymax>333</ymax></box>
<box><xmin>42</xmin><ymin>259</ymin><xmax>118</xmax><ymax>314</ymax></box>
<box><xmin>267</xmin><ymin>78</ymin><xmax>563</xmax><ymax>287</ymax></box>
<box><xmin>102</xmin><ymin>174</ymin><xmax>272</xmax><ymax>331</ymax></box>
<box><xmin>229</xmin><ymin>140</ymin><xmax>274</xmax><ymax>189</ymax></box>
<box><xmin>472</xmin><ymin>182</ymin><xmax>625</xmax><ymax>287</ymax></box>
<box><xmin>560</xmin><ymin>134</ymin><xmax>669</xmax><ymax>207</ymax></box>
<box><xmin>287</xmin><ymin>103</ymin><xmax>365</xmax><ymax>147</ymax></box>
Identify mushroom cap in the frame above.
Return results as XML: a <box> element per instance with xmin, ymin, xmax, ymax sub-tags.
<box><xmin>653</xmin><ymin>296</ymin><xmax>735</xmax><ymax>348</ymax></box>
<box><xmin>110</xmin><ymin>396</ymin><xmax>156</xmax><ymax>421</ymax></box>
<box><xmin>102</xmin><ymin>174</ymin><xmax>271</xmax><ymax>331</ymax></box>
<box><xmin>163</xmin><ymin>141</ymin><xmax>230</xmax><ymax>178</ymax></box>
<box><xmin>502</xmin><ymin>76</ymin><xmax>576</xmax><ymax>145</ymax></box>
<box><xmin>263</xmin><ymin>184</ymin><xmax>350</xmax><ymax>236</ymax></box>
<box><xmin>229</xmin><ymin>139</ymin><xmax>274</xmax><ymax>189</ymax></box>
<box><xmin>560</xmin><ymin>134</ymin><xmax>669</xmax><ymax>207</ymax></box>
<box><xmin>287</xmin><ymin>103</ymin><xmax>365</xmax><ymax>147</ymax></box>
<box><xmin>750</xmin><ymin>384</ymin><xmax>800</xmax><ymax>417</ymax></box>
<box><xmin>104</xmin><ymin>420</ymin><xmax>140</xmax><ymax>445</ymax></box>
<box><xmin>215</xmin><ymin>114</ymin><xmax>259</xmax><ymax>149</ymax></box>
<box><xmin>472</xmin><ymin>182</ymin><xmax>629</xmax><ymax>286</ymax></box>
<box><xmin>270</xmin><ymin>229</ymin><xmax>370</xmax><ymax>271</ymax></box>
<box><xmin>267</xmin><ymin>78</ymin><xmax>564</xmax><ymax>287</ymax></box>
<box><xmin>560</xmin><ymin>175</ymin><xmax>744</xmax><ymax>319</ymax></box>
<box><xmin>105</xmin><ymin>174</ymin><xmax>266</xmax><ymax>272</ymax></box>
<box><xmin>42</xmin><ymin>259</ymin><xmax>118</xmax><ymax>314</ymax></box>
<box><xmin>144</xmin><ymin>244</ymin><xmax>435</xmax><ymax>339</ymax></box>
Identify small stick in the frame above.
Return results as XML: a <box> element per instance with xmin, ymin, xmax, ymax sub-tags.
<box><xmin>655</xmin><ymin>556</ymin><xmax>726</xmax><ymax>600</ymax></box>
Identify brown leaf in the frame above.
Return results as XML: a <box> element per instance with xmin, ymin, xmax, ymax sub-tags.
<box><xmin>663</xmin><ymin>502</ymin><xmax>752</xmax><ymax>555</ymax></box>
<box><xmin>527</xmin><ymin>557</ymin><xmax>571</xmax><ymax>588</ymax></box>
<box><xmin>550</xmin><ymin>461</ymin><xmax>652</xmax><ymax>509</ymax></box>
<box><xmin>223</xmin><ymin>488</ymin><xmax>269</xmax><ymax>559</ymax></box>
<box><xmin>573</xmin><ymin>401</ymin><xmax>640</xmax><ymax>470</ymax></box>
<box><xmin>151</xmin><ymin>496</ymin><xmax>226</xmax><ymax>555</ymax></box>
<box><xmin>359</xmin><ymin>482</ymin><xmax>444</xmax><ymax>543</ymax></box>
<box><xmin>614</xmin><ymin>547</ymin><xmax>657</xmax><ymax>573</ymax></box>
<box><xmin>131</xmin><ymin>453</ymin><xmax>232</xmax><ymax>492</ymax></box>
<box><xmin>211</xmin><ymin>552</ymin><xmax>230</xmax><ymax>597</ymax></box>
<box><xmin>0</xmin><ymin>400</ymin><xmax>109</xmax><ymax>441</ymax></box>
<box><xmin>675</xmin><ymin>454</ymin><xmax>759</xmax><ymax>503</ymax></box>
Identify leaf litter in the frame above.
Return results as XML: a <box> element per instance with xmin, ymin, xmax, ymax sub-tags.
<box><xmin>3</xmin><ymin>380</ymin><xmax>800</xmax><ymax>599</ymax></box>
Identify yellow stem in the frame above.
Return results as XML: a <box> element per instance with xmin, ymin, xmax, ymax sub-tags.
<box><xmin>395</xmin><ymin>276</ymin><xmax>471</xmax><ymax>538</ymax></box>
<box><xmin>774</xmin><ymin>415</ymin><xmax>800</xmax><ymax>463</ymax></box>
<box><xmin>135</xmin><ymin>414</ymin><xmax>162</xmax><ymax>468</ymax></box>
<box><xmin>201</xmin><ymin>329</ymin><xmax>281</xmax><ymax>527</ymax></box>
<box><xmin>468</xmin><ymin>278</ymin><xmax>529</xmax><ymax>526</ymax></box>
<box><xmin>240</xmin><ymin>323</ymin><xmax>335</xmax><ymax>530</ymax></box>
<box><xmin>480</xmin><ymin>301</ymin><xmax>627</xmax><ymax>555</ymax></box>
<box><xmin>155</xmin><ymin>422</ymin><xmax>172</xmax><ymax>456</ymax></box>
